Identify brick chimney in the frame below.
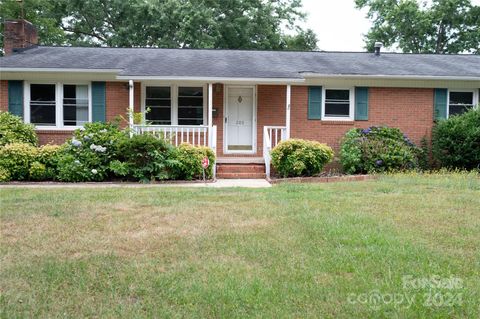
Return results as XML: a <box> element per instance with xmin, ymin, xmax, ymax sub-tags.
<box><xmin>3</xmin><ymin>19</ymin><xmax>38</xmax><ymax>56</ymax></box>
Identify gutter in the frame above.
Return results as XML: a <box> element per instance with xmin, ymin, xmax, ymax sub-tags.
<box><xmin>300</xmin><ymin>73</ymin><xmax>480</xmax><ymax>81</ymax></box>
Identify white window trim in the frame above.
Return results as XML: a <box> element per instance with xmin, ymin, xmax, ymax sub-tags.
<box><xmin>321</xmin><ymin>87</ymin><xmax>355</xmax><ymax>121</ymax></box>
<box><xmin>447</xmin><ymin>88</ymin><xmax>479</xmax><ymax>118</ymax></box>
<box><xmin>141</xmin><ymin>83</ymin><xmax>207</xmax><ymax>126</ymax></box>
<box><xmin>24</xmin><ymin>81</ymin><xmax>92</xmax><ymax>131</ymax></box>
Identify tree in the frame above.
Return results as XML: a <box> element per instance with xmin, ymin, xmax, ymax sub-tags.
<box><xmin>0</xmin><ymin>0</ymin><xmax>318</xmax><ymax>51</ymax></box>
<box><xmin>355</xmin><ymin>0</ymin><xmax>480</xmax><ymax>54</ymax></box>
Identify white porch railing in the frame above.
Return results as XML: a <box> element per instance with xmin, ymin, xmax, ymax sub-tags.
<box><xmin>132</xmin><ymin>125</ymin><xmax>216</xmax><ymax>147</ymax></box>
<box><xmin>263</xmin><ymin>126</ymin><xmax>287</xmax><ymax>178</ymax></box>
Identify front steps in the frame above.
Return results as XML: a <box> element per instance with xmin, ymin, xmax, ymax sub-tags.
<box><xmin>216</xmin><ymin>158</ymin><xmax>266</xmax><ymax>179</ymax></box>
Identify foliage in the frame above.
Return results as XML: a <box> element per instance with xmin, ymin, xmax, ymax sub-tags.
<box><xmin>0</xmin><ymin>112</ymin><xmax>37</xmax><ymax>146</ymax></box>
<box><xmin>340</xmin><ymin>126</ymin><xmax>420</xmax><ymax>174</ymax></box>
<box><xmin>418</xmin><ymin>136</ymin><xmax>431</xmax><ymax>170</ymax></box>
<box><xmin>271</xmin><ymin>139</ymin><xmax>334</xmax><ymax>177</ymax></box>
<box><xmin>0</xmin><ymin>143</ymin><xmax>37</xmax><ymax>180</ymax></box>
<box><xmin>56</xmin><ymin>122</ymin><xmax>127</xmax><ymax>182</ymax></box>
<box><xmin>171</xmin><ymin>143</ymin><xmax>215</xmax><ymax>180</ymax></box>
<box><xmin>0</xmin><ymin>0</ymin><xmax>318</xmax><ymax>52</ymax></box>
<box><xmin>28</xmin><ymin>161</ymin><xmax>47</xmax><ymax>180</ymax></box>
<box><xmin>0</xmin><ymin>166</ymin><xmax>10</xmax><ymax>182</ymax></box>
<box><xmin>116</xmin><ymin>134</ymin><xmax>177</xmax><ymax>182</ymax></box>
<box><xmin>35</xmin><ymin>144</ymin><xmax>63</xmax><ymax>179</ymax></box>
<box><xmin>432</xmin><ymin>107</ymin><xmax>480</xmax><ymax>170</ymax></box>
<box><xmin>355</xmin><ymin>0</ymin><xmax>480</xmax><ymax>53</ymax></box>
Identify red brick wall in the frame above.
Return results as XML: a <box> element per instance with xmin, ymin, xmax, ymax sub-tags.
<box><xmin>0</xmin><ymin>80</ymin><xmax>8</xmax><ymax>112</ymax></box>
<box><xmin>256</xmin><ymin>85</ymin><xmax>286</xmax><ymax>154</ymax></box>
<box><xmin>37</xmin><ymin>131</ymin><xmax>73</xmax><ymax>145</ymax></box>
<box><xmin>290</xmin><ymin>86</ymin><xmax>434</xmax><ymax>151</ymax></box>
<box><xmin>212</xmin><ymin>83</ymin><xmax>225</xmax><ymax>155</ymax></box>
<box><xmin>106</xmin><ymin>82</ymin><xmax>141</xmax><ymax>125</ymax></box>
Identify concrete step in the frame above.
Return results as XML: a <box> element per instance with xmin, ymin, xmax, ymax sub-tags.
<box><xmin>217</xmin><ymin>164</ymin><xmax>265</xmax><ymax>173</ymax></box>
<box><xmin>216</xmin><ymin>172</ymin><xmax>267</xmax><ymax>179</ymax></box>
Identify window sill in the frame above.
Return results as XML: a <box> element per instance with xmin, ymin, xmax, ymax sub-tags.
<box><xmin>35</xmin><ymin>127</ymin><xmax>81</xmax><ymax>132</ymax></box>
<box><xmin>321</xmin><ymin>120</ymin><xmax>355</xmax><ymax>126</ymax></box>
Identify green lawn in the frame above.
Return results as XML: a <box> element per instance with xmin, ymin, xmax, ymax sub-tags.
<box><xmin>1</xmin><ymin>173</ymin><xmax>479</xmax><ymax>318</ymax></box>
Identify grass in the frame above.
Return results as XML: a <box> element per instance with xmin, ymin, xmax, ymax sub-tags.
<box><xmin>0</xmin><ymin>172</ymin><xmax>479</xmax><ymax>318</ymax></box>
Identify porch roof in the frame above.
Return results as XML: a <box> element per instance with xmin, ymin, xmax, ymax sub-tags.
<box><xmin>1</xmin><ymin>46</ymin><xmax>479</xmax><ymax>80</ymax></box>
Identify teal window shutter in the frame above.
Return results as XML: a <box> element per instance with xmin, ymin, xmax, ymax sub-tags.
<box><xmin>308</xmin><ymin>86</ymin><xmax>322</xmax><ymax>119</ymax></box>
<box><xmin>8</xmin><ymin>81</ymin><xmax>23</xmax><ymax>118</ymax></box>
<box><xmin>434</xmin><ymin>88</ymin><xmax>448</xmax><ymax>120</ymax></box>
<box><xmin>354</xmin><ymin>87</ymin><xmax>369</xmax><ymax>120</ymax></box>
<box><xmin>91</xmin><ymin>82</ymin><xmax>106</xmax><ymax>122</ymax></box>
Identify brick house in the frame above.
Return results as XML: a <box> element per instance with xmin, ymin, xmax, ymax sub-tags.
<box><xmin>1</xmin><ymin>20</ymin><xmax>479</xmax><ymax>178</ymax></box>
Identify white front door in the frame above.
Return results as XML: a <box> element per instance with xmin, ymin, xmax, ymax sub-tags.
<box><xmin>225</xmin><ymin>86</ymin><xmax>255</xmax><ymax>153</ymax></box>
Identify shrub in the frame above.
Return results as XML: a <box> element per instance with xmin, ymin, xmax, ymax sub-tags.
<box><xmin>171</xmin><ymin>143</ymin><xmax>216</xmax><ymax>180</ymax></box>
<box><xmin>117</xmin><ymin>134</ymin><xmax>177</xmax><ymax>182</ymax></box>
<box><xmin>0</xmin><ymin>167</ymin><xmax>10</xmax><ymax>182</ymax></box>
<box><xmin>271</xmin><ymin>139</ymin><xmax>334</xmax><ymax>177</ymax></box>
<box><xmin>0</xmin><ymin>143</ymin><xmax>38</xmax><ymax>180</ymax></box>
<box><xmin>0</xmin><ymin>111</ymin><xmax>37</xmax><ymax>146</ymax></box>
<box><xmin>29</xmin><ymin>161</ymin><xmax>47</xmax><ymax>180</ymax></box>
<box><xmin>36</xmin><ymin>144</ymin><xmax>63</xmax><ymax>179</ymax></box>
<box><xmin>432</xmin><ymin>108</ymin><xmax>480</xmax><ymax>170</ymax></box>
<box><xmin>340</xmin><ymin>126</ymin><xmax>420</xmax><ymax>174</ymax></box>
<box><xmin>56</xmin><ymin>122</ymin><xmax>127</xmax><ymax>182</ymax></box>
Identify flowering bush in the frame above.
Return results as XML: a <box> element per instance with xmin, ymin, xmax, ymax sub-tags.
<box><xmin>170</xmin><ymin>143</ymin><xmax>216</xmax><ymax>180</ymax></box>
<box><xmin>340</xmin><ymin>126</ymin><xmax>420</xmax><ymax>174</ymax></box>
<box><xmin>0</xmin><ymin>112</ymin><xmax>37</xmax><ymax>146</ymax></box>
<box><xmin>432</xmin><ymin>108</ymin><xmax>480</xmax><ymax>170</ymax></box>
<box><xmin>56</xmin><ymin>122</ymin><xmax>127</xmax><ymax>182</ymax></box>
<box><xmin>271</xmin><ymin>139</ymin><xmax>334</xmax><ymax>177</ymax></box>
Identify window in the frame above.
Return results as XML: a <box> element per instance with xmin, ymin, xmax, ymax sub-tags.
<box><xmin>178</xmin><ymin>87</ymin><xmax>203</xmax><ymax>125</ymax></box>
<box><xmin>449</xmin><ymin>91</ymin><xmax>475</xmax><ymax>116</ymax></box>
<box><xmin>144</xmin><ymin>85</ymin><xmax>205</xmax><ymax>125</ymax></box>
<box><xmin>63</xmin><ymin>85</ymin><xmax>89</xmax><ymax>126</ymax></box>
<box><xmin>145</xmin><ymin>86</ymin><xmax>171</xmax><ymax>124</ymax></box>
<box><xmin>30</xmin><ymin>84</ymin><xmax>56</xmax><ymax>126</ymax></box>
<box><xmin>27</xmin><ymin>83</ymin><xmax>91</xmax><ymax>128</ymax></box>
<box><xmin>323</xmin><ymin>89</ymin><xmax>353</xmax><ymax>119</ymax></box>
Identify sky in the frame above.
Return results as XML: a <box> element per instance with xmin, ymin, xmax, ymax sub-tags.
<box><xmin>300</xmin><ymin>0</ymin><xmax>480</xmax><ymax>52</ymax></box>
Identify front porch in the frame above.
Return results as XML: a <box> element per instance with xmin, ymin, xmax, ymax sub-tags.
<box><xmin>126</xmin><ymin>81</ymin><xmax>293</xmax><ymax>178</ymax></box>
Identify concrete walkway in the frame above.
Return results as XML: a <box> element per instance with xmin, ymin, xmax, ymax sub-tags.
<box><xmin>0</xmin><ymin>179</ymin><xmax>271</xmax><ymax>189</ymax></box>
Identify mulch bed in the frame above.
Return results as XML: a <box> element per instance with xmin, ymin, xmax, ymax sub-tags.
<box><xmin>269</xmin><ymin>174</ymin><xmax>376</xmax><ymax>184</ymax></box>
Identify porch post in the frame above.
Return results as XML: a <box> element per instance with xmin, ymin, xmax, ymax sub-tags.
<box><xmin>128</xmin><ymin>80</ymin><xmax>134</xmax><ymax>137</ymax></box>
<box><xmin>208</xmin><ymin>83</ymin><xmax>213</xmax><ymax>145</ymax></box>
<box><xmin>285</xmin><ymin>84</ymin><xmax>291</xmax><ymax>140</ymax></box>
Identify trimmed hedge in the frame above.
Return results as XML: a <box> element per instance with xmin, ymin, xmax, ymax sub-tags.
<box><xmin>432</xmin><ymin>108</ymin><xmax>480</xmax><ymax>170</ymax></box>
<box><xmin>271</xmin><ymin>139</ymin><xmax>334</xmax><ymax>177</ymax></box>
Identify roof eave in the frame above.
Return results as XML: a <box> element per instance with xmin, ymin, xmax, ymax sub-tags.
<box><xmin>301</xmin><ymin>73</ymin><xmax>480</xmax><ymax>81</ymax></box>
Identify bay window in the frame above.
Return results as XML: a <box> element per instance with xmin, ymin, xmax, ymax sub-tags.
<box><xmin>323</xmin><ymin>88</ymin><xmax>354</xmax><ymax>120</ymax></box>
<box><xmin>448</xmin><ymin>90</ymin><xmax>475</xmax><ymax>117</ymax></box>
<box><xmin>27</xmin><ymin>82</ymin><xmax>91</xmax><ymax>128</ymax></box>
<box><xmin>143</xmin><ymin>85</ymin><xmax>206</xmax><ymax>125</ymax></box>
